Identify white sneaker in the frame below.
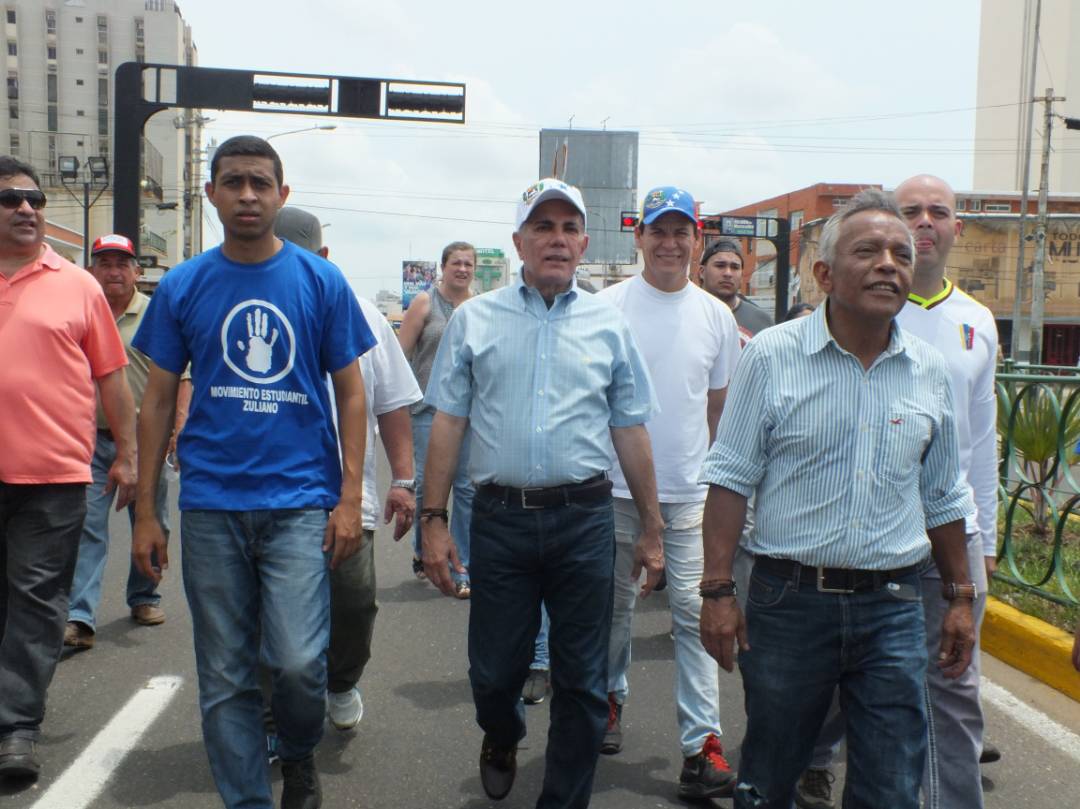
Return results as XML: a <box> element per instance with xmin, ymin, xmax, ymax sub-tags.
<box><xmin>327</xmin><ymin>687</ymin><xmax>364</xmax><ymax>730</ymax></box>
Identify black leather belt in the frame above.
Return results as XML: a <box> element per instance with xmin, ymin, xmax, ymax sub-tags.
<box><xmin>478</xmin><ymin>473</ymin><xmax>612</xmax><ymax>510</ymax></box>
<box><xmin>755</xmin><ymin>555</ymin><xmax>923</xmax><ymax>594</ymax></box>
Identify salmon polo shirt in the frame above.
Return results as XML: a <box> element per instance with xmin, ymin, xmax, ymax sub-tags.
<box><xmin>0</xmin><ymin>244</ymin><xmax>128</xmax><ymax>484</ymax></box>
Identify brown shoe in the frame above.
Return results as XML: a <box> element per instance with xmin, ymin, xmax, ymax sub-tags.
<box><xmin>63</xmin><ymin>621</ymin><xmax>95</xmax><ymax>649</ymax></box>
<box><xmin>131</xmin><ymin>604</ymin><xmax>165</xmax><ymax>626</ymax></box>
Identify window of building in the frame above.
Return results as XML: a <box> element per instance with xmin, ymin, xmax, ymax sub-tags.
<box><xmin>75</xmin><ymin>16</ymin><xmax>83</xmax><ymax>23</ymax></box>
<box><xmin>6</xmin><ymin>10</ymin><xmax>14</xmax><ymax>25</ymax></box>
<box><xmin>969</xmin><ymin>199</ymin><xmax>982</xmax><ymax>211</ymax></box>
<box><xmin>98</xmin><ymin>50</ymin><xmax>107</xmax><ymax>64</ymax></box>
<box><xmin>47</xmin><ymin>104</ymin><xmax>57</xmax><ymax>131</ymax></box>
<box><xmin>46</xmin><ymin>73</ymin><xmax>56</xmax><ymax>102</ymax></box>
<box><xmin>76</xmin><ymin>109</ymin><xmax>84</xmax><ymax>117</ymax></box>
<box><xmin>832</xmin><ymin>197</ymin><xmax>849</xmax><ymax>208</ymax></box>
<box><xmin>47</xmin><ymin>44</ymin><xmax>56</xmax><ymax>59</ymax></box>
<box><xmin>7</xmin><ymin>41</ymin><xmax>15</xmax><ymax>57</ymax></box>
<box><xmin>6</xmin><ymin>74</ymin><xmax>16</xmax><ymax>99</ymax></box>
<box><xmin>8</xmin><ymin>104</ymin><xmax>17</xmax><ymax>120</ymax></box>
<box><xmin>956</xmin><ymin>198</ymin><xmax>967</xmax><ymax>211</ymax></box>
<box><xmin>98</xmin><ymin>107</ymin><xmax>108</xmax><ymax>136</ymax></box>
<box><xmin>985</xmin><ymin>203</ymin><xmax>1012</xmax><ymax>212</ymax></box>
<box><xmin>9</xmin><ymin>133</ymin><xmax>18</xmax><ymax>154</ymax></box>
<box><xmin>790</xmin><ymin>210</ymin><xmax>805</xmax><ymax>231</ymax></box>
<box><xmin>134</xmin><ymin>17</ymin><xmax>144</xmax><ymax>41</ymax></box>
<box><xmin>76</xmin><ymin>48</ymin><xmax>84</xmax><ymax>55</ymax></box>
<box><xmin>98</xmin><ymin>77</ymin><xmax>107</xmax><ymax>105</ymax></box>
<box><xmin>99</xmin><ymin>139</ymin><xmax>108</xmax><ymax>157</ymax></box>
<box><xmin>46</xmin><ymin>10</ymin><xmax>56</xmax><ymax>35</ymax></box>
<box><xmin>76</xmin><ymin>78</ymin><xmax>84</xmax><ymax>86</ymax></box>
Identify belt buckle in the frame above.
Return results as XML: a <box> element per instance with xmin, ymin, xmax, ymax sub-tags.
<box><xmin>520</xmin><ymin>487</ymin><xmax>545</xmax><ymax>509</ymax></box>
<box><xmin>816</xmin><ymin>566</ymin><xmax>855</xmax><ymax>594</ymax></box>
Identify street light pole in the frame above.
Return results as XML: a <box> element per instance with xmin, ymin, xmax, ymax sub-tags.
<box><xmin>265</xmin><ymin>124</ymin><xmax>337</xmax><ymax>141</ymax></box>
<box><xmin>58</xmin><ymin>155</ymin><xmax>111</xmax><ymax>267</ymax></box>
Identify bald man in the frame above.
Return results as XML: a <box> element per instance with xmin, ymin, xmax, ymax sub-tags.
<box><xmin>794</xmin><ymin>176</ymin><xmax>997</xmax><ymax>809</ymax></box>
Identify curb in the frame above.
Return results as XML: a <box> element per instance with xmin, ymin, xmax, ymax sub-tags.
<box><xmin>982</xmin><ymin>596</ymin><xmax>1079</xmax><ymax>702</ymax></box>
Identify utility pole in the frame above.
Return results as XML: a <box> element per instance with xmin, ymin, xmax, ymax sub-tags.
<box><xmin>1029</xmin><ymin>88</ymin><xmax>1066</xmax><ymax>364</ymax></box>
<box><xmin>1010</xmin><ymin>0</ymin><xmax>1041</xmax><ymax>362</ymax></box>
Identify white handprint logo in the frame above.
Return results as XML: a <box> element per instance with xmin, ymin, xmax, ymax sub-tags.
<box><xmin>236</xmin><ymin>308</ymin><xmax>279</xmax><ymax>373</ymax></box>
<box><xmin>221</xmin><ymin>299</ymin><xmax>296</xmax><ymax>385</ymax></box>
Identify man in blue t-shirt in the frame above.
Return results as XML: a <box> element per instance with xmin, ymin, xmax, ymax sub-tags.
<box><xmin>131</xmin><ymin>135</ymin><xmax>374</xmax><ymax>809</ymax></box>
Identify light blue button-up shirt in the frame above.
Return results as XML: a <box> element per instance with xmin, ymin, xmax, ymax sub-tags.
<box><xmin>425</xmin><ymin>276</ymin><xmax>656</xmax><ymax>488</ymax></box>
<box><xmin>699</xmin><ymin>303</ymin><xmax>972</xmax><ymax>570</ymax></box>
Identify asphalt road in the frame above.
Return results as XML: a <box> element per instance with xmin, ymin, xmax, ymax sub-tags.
<box><xmin>4</xmin><ymin>447</ymin><xmax>1080</xmax><ymax>808</ymax></box>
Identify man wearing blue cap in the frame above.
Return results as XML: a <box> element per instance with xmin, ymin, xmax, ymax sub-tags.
<box><xmin>597</xmin><ymin>186</ymin><xmax>741</xmax><ymax>801</ymax></box>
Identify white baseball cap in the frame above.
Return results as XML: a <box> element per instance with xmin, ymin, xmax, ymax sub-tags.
<box><xmin>514</xmin><ymin>178</ymin><xmax>587</xmax><ymax>231</ymax></box>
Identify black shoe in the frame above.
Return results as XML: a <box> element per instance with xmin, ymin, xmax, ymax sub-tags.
<box><xmin>794</xmin><ymin>766</ymin><xmax>836</xmax><ymax>809</ymax></box>
<box><xmin>280</xmin><ymin>755</ymin><xmax>321</xmax><ymax>809</ymax></box>
<box><xmin>599</xmin><ymin>693</ymin><xmax>622</xmax><ymax>755</ymax></box>
<box><xmin>0</xmin><ymin>736</ymin><xmax>40</xmax><ymax>780</ymax></box>
<box><xmin>479</xmin><ymin>734</ymin><xmax>517</xmax><ymax>800</ymax></box>
<box><xmin>979</xmin><ymin>742</ymin><xmax>1001</xmax><ymax>764</ymax></box>
<box><xmin>522</xmin><ymin>669</ymin><xmax>550</xmax><ymax>705</ymax></box>
<box><xmin>677</xmin><ymin>733</ymin><xmax>735</xmax><ymax>800</ymax></box>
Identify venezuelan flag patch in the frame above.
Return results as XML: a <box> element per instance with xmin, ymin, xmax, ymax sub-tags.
<box><xmin>960</xmin><ymin>323</ymin><xmax>974</xmax><ymax>350</ymax></box>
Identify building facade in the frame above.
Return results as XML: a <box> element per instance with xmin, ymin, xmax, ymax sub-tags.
<box><xmin>3</xmin><ymin>0</ymin><xmax>202</xmax><ymax>269</ymax></box>
<box><xmin>973</xmin><ymin>0</ymin><xmax>1080</xmax><ymax>193</ymax></box>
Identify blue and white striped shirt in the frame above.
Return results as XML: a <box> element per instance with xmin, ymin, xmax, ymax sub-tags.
<box><xmin>699</xmin><ymin>303</ymin><xmax>972</xmax><ymax>569</ymax></box>
<box><xmin>425</xmin><ymin>276</ymin><xmax>656</xmax><ymax>488</ymax></box>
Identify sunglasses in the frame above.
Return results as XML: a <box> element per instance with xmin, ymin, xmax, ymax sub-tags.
<box><xmin>0</xmin><ymin>188</ymin><xmax>47</xmax><ymax>210</ymax></box>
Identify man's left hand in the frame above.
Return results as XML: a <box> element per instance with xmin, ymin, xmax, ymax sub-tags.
<box><xmin>937</xmin><ymin>599</ymin><xmax>976</xmax><ymax>679</ymax></box>
<box><xmin>323</xmin><ymin>496</ymin><xmax>363</xmax><ymax>570</ymax></box>
<box><xmin>630</xmin><ymin>525</ymin><xmax>665</xmax><ymax>598</ymax></box>
<box><xmin>984</xmin><ymin>555</ymin><xmax>997</xmax><ymax>580</ymax></box>
<box><xmin>384</xmin><ymin>486</ymin><xmax>415</xmax><ymax>541</ymax></box>
<box><xmin>105</xmin><ymin>452</ymin><xmax>137</xmax><ymax>511</ymax></box>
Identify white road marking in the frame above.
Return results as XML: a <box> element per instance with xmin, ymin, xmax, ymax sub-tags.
<box><xmin>31</xmin><ymin>675</ymin><xmax>183</xmax><ymax>809</ymax></box>
<box><xmin>980</xmin><ymin>676</ymin><xmax>1080</xmax><ymax>763</ymax></box>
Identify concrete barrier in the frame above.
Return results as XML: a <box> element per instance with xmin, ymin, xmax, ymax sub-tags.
<box><xmin>982</xmin><ymin>596</ymin><xmax>1080</xmax><ymax>702</ymax></box>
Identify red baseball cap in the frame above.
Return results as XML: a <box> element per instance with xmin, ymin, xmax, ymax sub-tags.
<box><xmin>91</xmin><ymin>234</ymin><xmax>136</xmax><ymax>258</ymax></box>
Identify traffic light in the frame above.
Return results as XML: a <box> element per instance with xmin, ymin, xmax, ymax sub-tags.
<box><xmin>620</xmin><ymin>211</ymin><xmax>638</xmax><ymax>231</ymax></box>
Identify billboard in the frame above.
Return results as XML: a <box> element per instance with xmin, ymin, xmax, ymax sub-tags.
<box><xmin>474</xmin><ymin>247</ymin><xmax>507</xmax><ymax>292</ymax></box>
<box><xmin>402</xmin><ymin>260</ymin><xmax>436</xmax><ymax>309</ymax></box>
<box><xmin>538</xmin><ymin>129</ymin><xmax>638</xmax><ymax>266</ymax></box>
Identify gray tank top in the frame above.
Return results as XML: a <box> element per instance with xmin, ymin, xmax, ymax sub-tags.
<box><xmin>409</xmin><ymin>286</ymin><xmax>458</xmax><ymax>415</ymax></box>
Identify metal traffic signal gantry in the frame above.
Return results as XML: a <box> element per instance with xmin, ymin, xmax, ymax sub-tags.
<box><xmin>113</xmin><ymin>63</ymin><xmax>466</xmax><ymax>256</ymax></box>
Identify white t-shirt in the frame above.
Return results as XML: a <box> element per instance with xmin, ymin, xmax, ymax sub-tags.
<box><xmin>357</xmin><ymin>297</ymin><xmax>423</xmax><ymax>529</ymax></box>
<box><xmin>896</xmin><ymin>281</ymin><xmax>998</xmax><ymax>556</ymax></box>
<box><xmin>597</xmin><ymin>274</ymin><xmax>740</xmax><ymax>502</ymax></box>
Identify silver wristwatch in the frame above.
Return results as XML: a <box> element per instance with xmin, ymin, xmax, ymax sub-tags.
<box><xmin>390</xmin><ymin>479</ymin><xmax>416</xmax><ymax>491</ymax></box>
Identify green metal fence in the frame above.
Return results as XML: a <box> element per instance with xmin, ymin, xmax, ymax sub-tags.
<box><xmin>996</xmin><ymin>360</ymin><xmax>1080</xmax><ymax>607</ymax></box>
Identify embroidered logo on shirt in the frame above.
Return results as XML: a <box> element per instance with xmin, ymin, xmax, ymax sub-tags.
<box><xmin>889</xmin><ymin>418</ymin><xmax>903</xmax><ymax>425</ymax></box>
<box><xmin>960</xmin><ymin>323</ymin><xmax>975</xmax><ymax>351</ymax></box>
<box><xmin>220</xmin><ymin>299</ymin><xmax>297</xmax><ymax>385</ymax></box>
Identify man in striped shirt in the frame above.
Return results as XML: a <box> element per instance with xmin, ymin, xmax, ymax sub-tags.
<box><xmin>698</xmin><ymin>188</ymin><xmax>977</xmax><ymax>809</ymax></box>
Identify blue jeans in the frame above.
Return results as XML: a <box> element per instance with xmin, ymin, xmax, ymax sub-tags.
<box><xmin>608</xmin><ymin>498</ymin><xmax>720</xmax><ymax>756</ymax></box>
<box><xmin>468</xmin><ymin>488</ymin><xmax>614</xmax><ymax>809</ymax></box>
<box><xmin>412</xmin><ymin>408</ymin><xmax>474</xmax><ymax>583</ymax></box>
<box><xmin>736</xmin><ymin>562</ymin><xmax>928</xmax><ymax>809</ymax></box>
<box><xmin>68</xmin><ymin>433</ymin><xmax>164</xmax><ymax>630</ymax></box>
<box><xmin>0</xmin><ymin>483</ymin><xmax>86</xmax><ymax>741</ymax></box>
<box><xmin>181</xmin><ymin>509</ymin><xmax>330</xmax><ymax>809</ymax></box>
<box><xmin>531</xmin><ymin>603</ymin><xmax>550</xmax><ymax>670</ymax></box>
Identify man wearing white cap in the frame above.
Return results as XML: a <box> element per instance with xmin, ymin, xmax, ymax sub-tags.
<box><xmin>422</xmin><ymin>178</ymin><xmax>664</xmax><ymax>808</ymax></box>
<box><xmin>597</xmin><ymin>187</ymin><xmax>741</xmax><ymax>801</ymax></box>
<box><xmin>64</xmin><ymin>235</ymin><xmax>174</xmax><ymax>649</ymax></box>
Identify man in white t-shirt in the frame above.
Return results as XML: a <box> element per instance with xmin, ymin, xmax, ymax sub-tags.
<box><xmin>597</xmin><ymin>186</ymin><xmax>741</xmax><ymax>802</ymax></box>
<box><xmin>273</xmin><ymin>207</ymin><xmax>421</xmax><ymax>737</ymax></box>
<box><xmin>794</xmin><ymin>177</ymin><xmax>997</xmax><ymax>809</ymax></box>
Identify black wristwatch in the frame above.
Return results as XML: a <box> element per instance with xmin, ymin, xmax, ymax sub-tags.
<box><xmin>942</xmin><ymin>582</ymin><xmax>977</xmax><ymax>601</ymax></box>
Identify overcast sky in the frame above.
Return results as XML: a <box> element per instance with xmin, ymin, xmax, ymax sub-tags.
<box><xmin>178</xmin><ymin>0</ymin><xmax>982</xmax><ymax>299</ymax></box>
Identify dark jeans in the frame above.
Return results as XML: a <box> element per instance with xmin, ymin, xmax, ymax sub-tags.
<box><xmin>736</xmin><ymin>563</ymin><xmax>928</xmax><ymax>809</ymax></box>
<box><xmin>328</xmin><ymin>528</ymin><xmax>377</xmax><ymax>693</ymax></box>
<box><xmin>468</xmin><ymin>488</ymin><xmax>615</xmax><ymax>809</ymax></box>
<box><xmin>0</xmin><ymin>482</ymin><xmax>87</xmax><ymax>740</ymax></box>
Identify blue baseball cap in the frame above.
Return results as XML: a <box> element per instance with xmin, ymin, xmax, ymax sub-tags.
<box><xmin>640</xmin><ymin>186</ymin><xmax>697</xmax><ymax>226</ymax></box>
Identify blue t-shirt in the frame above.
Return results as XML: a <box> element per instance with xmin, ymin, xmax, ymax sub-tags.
<box><xmin>133</xmin><ymin>241</ymin><xmax>375</xmax><ymax>510</ymax></box>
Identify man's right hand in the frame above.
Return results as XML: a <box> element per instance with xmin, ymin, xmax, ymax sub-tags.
<box><xmin>132</xmin><ymin>514</ymin><xmax>169</xmax><ymax>584</ymax></box>
<box><xmin>700</xmin><ymin>596</ymin><xmax>748</xmax><ymax>673</ymax></box>
<box><xmin>421</xmin><ymin>517</ymin><xmax>465</xmax><ymax>597</ymax></box>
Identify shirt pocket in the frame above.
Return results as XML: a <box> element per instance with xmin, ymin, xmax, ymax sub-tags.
<box><xmin>876</xmin><ymin>409</ymin><xmax>932</xmax><ymax>486</ymax></box>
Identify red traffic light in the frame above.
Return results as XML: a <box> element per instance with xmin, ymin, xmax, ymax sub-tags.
<box><xmin>620</xmin><ymin>212</ymin><xmax>638</xmax><ymax>231</ymax></box>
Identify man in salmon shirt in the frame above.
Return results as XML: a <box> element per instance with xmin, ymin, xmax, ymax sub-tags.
<box><xmin>0</xmin><ymin>156</ymin><xmax>136</xmax><ymax>783</ymax></box>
